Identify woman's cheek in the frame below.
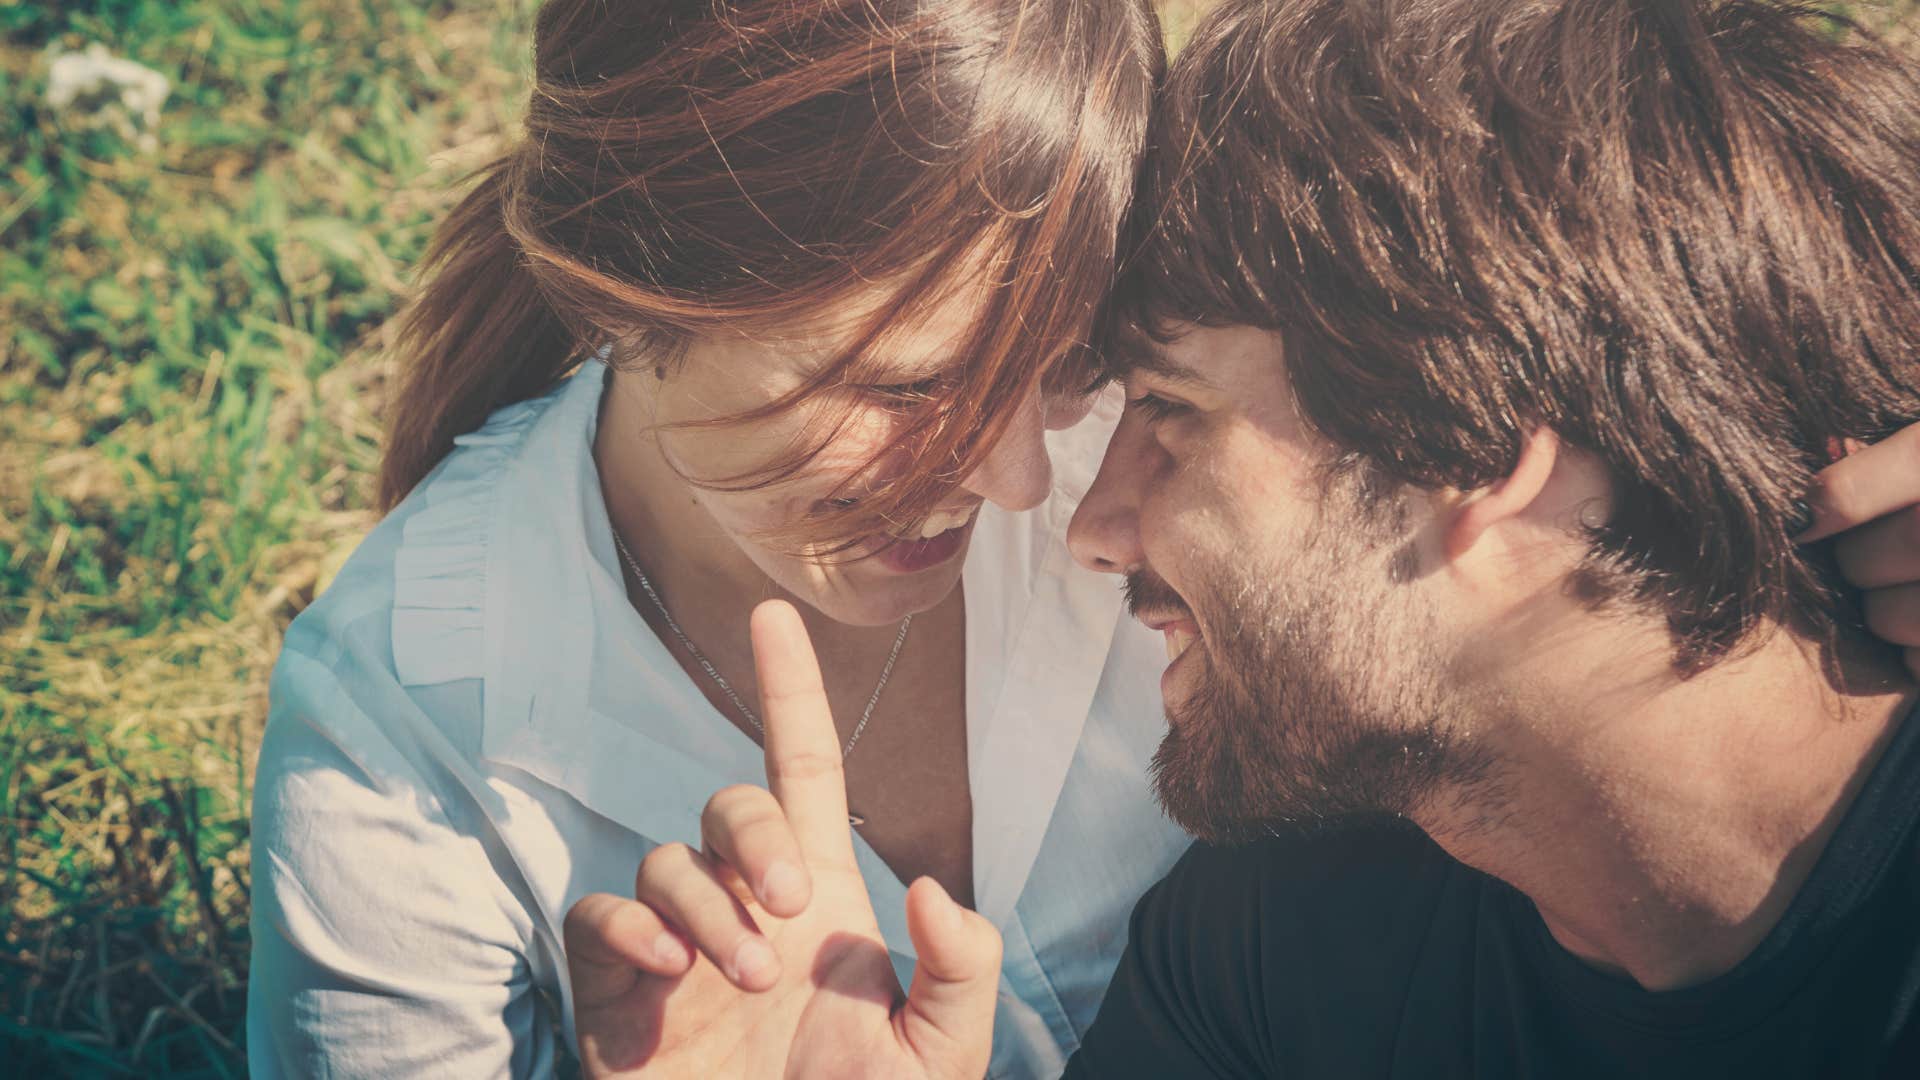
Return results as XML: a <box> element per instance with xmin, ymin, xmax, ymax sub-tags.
<box><xmin>803</xmin><ymin>404</ymin><xmax>914</xmax><ymax>482</ymax></box>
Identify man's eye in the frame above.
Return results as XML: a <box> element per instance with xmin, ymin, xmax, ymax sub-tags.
<box><xmin>1126</xmin><ymin>391</ymin><xmax>1188</xmax><ymax>423</ymax></box>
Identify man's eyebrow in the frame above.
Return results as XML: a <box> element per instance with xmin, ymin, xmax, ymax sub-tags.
<box><xmin>1110</xmin><ymin>334</ymin><xmax>1218</xmax><ymax>389</ymax></box>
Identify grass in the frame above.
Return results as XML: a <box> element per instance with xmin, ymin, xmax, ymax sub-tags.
<box><xmin>0</xmin><ymin>0</ymin><xmax>1911</xmax><ymax>1076</ymax></box>
<box><xmin>2</xmin><ymin>1</ymin><xmax>536</xmax><ymax>1073</ymax></box>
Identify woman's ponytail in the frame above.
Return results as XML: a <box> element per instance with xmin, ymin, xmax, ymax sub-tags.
<box><xmin>377</xmin><ymin>161</ymin><xmax>578</xmax><ymax>510</ymax></box>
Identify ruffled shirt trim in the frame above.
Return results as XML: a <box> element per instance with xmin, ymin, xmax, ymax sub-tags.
<box><xmin>389</xmin><ymin>382</ymin><xmax>574</xmax><ymax>690</ymax></box>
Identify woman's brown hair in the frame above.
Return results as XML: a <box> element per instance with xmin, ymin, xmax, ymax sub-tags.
<box><xmin>379</xmin><ymin>0</ymin><xmax>1164</xmax><ymax>543</ymax></box>
<box><xmin>1119</xmin><ymin>0</ymin><xmax>1920</xmax><ymax>672</ymax></box>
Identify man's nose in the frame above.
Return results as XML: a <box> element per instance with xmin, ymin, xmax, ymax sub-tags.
<box><xmin>960</xmin><ymin>391</ymin><xmax>1053</xmax><ymax>512</ymax></box>
<box><xmin>1068</xmin><ymin>414</ymin><xmax>1153</xmax><ymax>575</ymax></box>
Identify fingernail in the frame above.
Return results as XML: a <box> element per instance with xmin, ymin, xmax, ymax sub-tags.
<box><xmin>653</xmin><ymin>932</ymin><xmax>689</xmax><ymax>968</ymax></box>
<box><xmin>732</xmin><ymin>937</ymin><xmax>777</xmax><ymax>986</ymax></box>
<box><xmin>1787</xmin><ymin>498</ymin><xmax>1816</xmax><ymax>539</ymax></box>
<box><xmin>761</xmin><ymin>859</ymin><xmax>806</xmax><ymax>908</ymax></box>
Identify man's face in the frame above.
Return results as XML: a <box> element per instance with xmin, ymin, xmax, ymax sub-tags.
<box><xmin>1068</xmin><ymin>324</ymin><xmax>1492</xmax><ymax>843</ymax></box>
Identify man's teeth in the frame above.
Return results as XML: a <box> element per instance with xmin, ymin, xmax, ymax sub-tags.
<box><xmin>1164</xmin><ymin>627</ymin><xmax>1196</xmax><ymax>663</ymax></box>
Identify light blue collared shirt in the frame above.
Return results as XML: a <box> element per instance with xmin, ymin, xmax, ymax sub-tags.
<box><xmin>246</xmin><ymin>359</ymin><xmax>1191</xmax><ymax>1078</ymax></box>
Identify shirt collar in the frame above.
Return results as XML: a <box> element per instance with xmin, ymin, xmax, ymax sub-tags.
<box><xmin>475</xmin><ymin>364</ymin><xmax>1129</xmax><ymax>933</ymax></box>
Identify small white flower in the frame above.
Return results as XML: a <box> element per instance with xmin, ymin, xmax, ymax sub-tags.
<box><xmin>46</xmin><ymin>43</ymin><xmax>171</xmax><ymax>151</ymax></box>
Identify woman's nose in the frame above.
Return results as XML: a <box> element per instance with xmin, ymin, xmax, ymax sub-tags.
<box><xmin>961</xmin><ymin>393</ymin><xmax>1054</xmax><ymax>512</ymax></box>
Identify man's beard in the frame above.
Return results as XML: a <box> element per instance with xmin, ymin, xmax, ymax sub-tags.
<box><xmin>1133</xmin><ymin>480</ymin><xmax>1496</xmax><ymax>846</ymax></box>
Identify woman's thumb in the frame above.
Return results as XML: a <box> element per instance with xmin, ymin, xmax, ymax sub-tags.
<box><xmin>897</xmin><ymin>876</ymin><xmax>1002</xmax><ymax>1075</ymax></box>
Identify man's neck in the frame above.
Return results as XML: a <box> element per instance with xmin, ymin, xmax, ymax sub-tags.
<box><xmin>1419</xmin><ymin>626</ymin><xmax>1914</xmax><ymax>991</ymax></box>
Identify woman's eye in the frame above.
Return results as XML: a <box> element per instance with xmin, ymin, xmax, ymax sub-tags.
<box><xmin>863</xmin><ymin>377</ymin><xmax>946</xmax><ymax>404</ymax></box>
<box><xmin>1126</xmin><ymin>391</ymin><xmax>1188</xmax><ymax>424</ymax></box>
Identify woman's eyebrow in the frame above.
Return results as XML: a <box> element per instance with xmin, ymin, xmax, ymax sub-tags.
<box><xmin>805</xmin><ymin>352</ymin><xmax>959</xmax><ymax>385</ymax></box>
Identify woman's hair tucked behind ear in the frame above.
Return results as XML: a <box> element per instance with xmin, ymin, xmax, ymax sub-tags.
<box><xmin>1118</xmin><ymin>0</ymin><xmax>1920</xmax><ymax>673</ymax></box>
<box><xmin>380</xmin><ymin>0</ymin><xmax>1164</xmax><ymax>530</ymax></box>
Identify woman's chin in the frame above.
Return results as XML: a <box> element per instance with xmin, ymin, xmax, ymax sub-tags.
<box><xmin>805</xmin><ymin>560</ymin><xmax>964</xmax><ymax>627</ymax></box>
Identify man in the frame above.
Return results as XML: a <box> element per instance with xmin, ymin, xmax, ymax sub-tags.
<box><xmin>562</xmin><ymin>0</ymin><xmax>1920</xmax><ymax>1074</ymax></box>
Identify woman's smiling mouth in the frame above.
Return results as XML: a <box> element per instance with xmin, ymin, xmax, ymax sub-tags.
<box><xmin>872</xmin><ymin>504</ymin><xmax>981</xmax><ymax>573</ymax></box>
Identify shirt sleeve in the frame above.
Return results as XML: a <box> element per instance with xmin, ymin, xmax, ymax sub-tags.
<box><xmin>1064</xmin><ymin>842</ymin><xmax>1279</xmax><ymax>1079</ymax></box>
<box><xmin>247</xmin><ymin>655</ymin><xmax>554</xmax><ymax>1079</ymax></box>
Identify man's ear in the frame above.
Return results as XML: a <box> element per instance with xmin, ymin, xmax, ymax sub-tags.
<box><xmin>1445</xmin><ymin>428</ymin><xmax>1561</xmax><ymax>562</ymax></box>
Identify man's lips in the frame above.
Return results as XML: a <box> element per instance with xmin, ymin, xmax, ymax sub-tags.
<box><xmin>1135</xmin><ymin>609</ymin><xmax>1202</xmax><ymax>664</ymax></box>
<box><xmin>1129</xmin><ymin>569</ymin><xmax>1204</xmax><ymax>704</ymax></box>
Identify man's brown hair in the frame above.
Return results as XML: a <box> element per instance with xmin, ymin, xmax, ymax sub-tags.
<box><xmin>1119</xmin><ymin>0</ymin><xmax>1920</xmax><ymax>671</ymax></box>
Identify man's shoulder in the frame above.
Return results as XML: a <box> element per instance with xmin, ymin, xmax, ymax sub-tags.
<box><xmin>1075</xmin><ymin>818</ymin><xmax>1481</xmax><ymax>1078</ymax></box>
<box><xmin>1167</xmin><ymin>815</ymin><xmax>1449</xmax><ymax>885</ymax></box>
<box><xmin>1149</xmin><ymin>817</ymin><xmax>1466</xmax><ymax>967</ymax></box>
<box><xmin>1152</xmin><ymin>810</ymin><xmax>1451</xmax><ymax>903</ymax></box>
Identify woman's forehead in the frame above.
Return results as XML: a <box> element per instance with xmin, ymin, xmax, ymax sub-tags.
<box><xmin>736</xmin><ymin>278</ymin><xmax>992</xmax><ymax>379</ymax></box>
<box><xmin>742</xmin><ymin>243</ymin><xmax>1008</xmax><ymax>368</ymax></box>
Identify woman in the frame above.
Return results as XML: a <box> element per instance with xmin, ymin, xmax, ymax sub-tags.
<box><xmin>246</xmin><ymin>0</ymin><xmax>1183</xmax><ymax>1076</ymax></box>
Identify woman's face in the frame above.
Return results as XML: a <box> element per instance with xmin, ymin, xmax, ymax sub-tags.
<box><xmin>627</xmin><ymin>288</ymin><xmax>1098</xmax><ymax>627</ymax></box>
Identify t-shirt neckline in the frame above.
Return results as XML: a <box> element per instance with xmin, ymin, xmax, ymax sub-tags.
<box><xmin>1509</xmin><ymin>696</ymin><xmax>1920</xmax><ymax>1036</ymax></box>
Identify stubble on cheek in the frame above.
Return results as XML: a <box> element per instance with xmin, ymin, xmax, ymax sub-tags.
<box><xmin>1145</xmin><ymin>474</ymin><xmax>1492</xmax><ymax>845</ymax></box>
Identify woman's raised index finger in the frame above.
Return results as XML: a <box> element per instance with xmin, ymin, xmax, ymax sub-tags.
<box><xmin>748</xmin><ymin>600</ymin><xmax>856</xmax><ymax>864</ymax></box>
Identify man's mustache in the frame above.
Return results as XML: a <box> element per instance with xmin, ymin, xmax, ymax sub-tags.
<box><xmin>1124</xmin><ymin>571</ymin><xmax>1192</xmax><ymax>619</ymax></box>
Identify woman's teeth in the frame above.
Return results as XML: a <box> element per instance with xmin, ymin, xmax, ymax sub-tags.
<box><xmin>1164</xmin><ymin>627</ymin><xmax>1196</xmax><ymax>663</ymax></box>
<box><xmin>907</xmin><ymin>507</ymin><xmax>975</xmax><ymax>540</ymax></box>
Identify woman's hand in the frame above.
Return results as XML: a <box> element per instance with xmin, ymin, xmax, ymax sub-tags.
<box><xmin>562</xmin><ymin>601</ymin><xmax>1002</xmax><ymax>1079</ymax></box>
<box><xmin>1803</xmin><ymin>424</ymin><xmax>1920</xmax><ymax>677</ymax></box>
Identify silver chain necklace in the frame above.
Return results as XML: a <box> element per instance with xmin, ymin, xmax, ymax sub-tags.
<box><xmin>611</xmin><ymin>530</ymin><xmax>911</xmax><ymax>766</ymax></box>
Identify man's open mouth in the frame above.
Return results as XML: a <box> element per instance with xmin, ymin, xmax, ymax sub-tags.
<box><xmin>1125</xmin><ymin>570</ymin><xmax>1203</xmax><ymax>665</ymax></box>
<box><xmin>1137</xmin><ymin>611</ymin><xmax>1202</xmax><ymax>663</ymax></box>
<box><xmin>1162</xmin><ymin>623</ymin><xmax>1199</xmax><ymax>663</ymax></box>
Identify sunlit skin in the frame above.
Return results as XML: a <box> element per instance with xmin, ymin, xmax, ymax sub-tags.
<box><xmin>1065</xmin><ymin>325</ymin><xmax>1429</xmax><ymax>715</ymax></box>
<box><xmin>1068</xmin><ymin>322</ymin><xmax>1915</xmax><ymax>992</ymax></box>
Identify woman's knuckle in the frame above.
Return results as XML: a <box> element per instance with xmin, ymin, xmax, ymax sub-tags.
<box><xmin>1821</xmin><ymin>467</ymin><xmax>1865</xmax><ymax>523</ymax></box>
<box><xmin>732</xmin><ymin>805</ymin><xmax>793</xmax><ymax>845</ymax></box>
<box><xmin>704</xmin><ymin>783</ymin><xmax>768</xmax><ymax>820</ymax></box>
<box><xmin>768</xmin><ymin>750</ymin><xmax>841</xmax><ymax>783</ymax></box>
<box><xmin>563</xmin><ymin>894</ymin><xmax>613</xmax><ymax>942</ymax></box>
<box><xmin>640</xmin><ymin>841</ymin><xmax>693</xmax><ymax>876</ymax></box>
<box><xmin>1866</xmin><ymin>590</ymin><xmax>1920</xmax><ymax>644</ymax></box>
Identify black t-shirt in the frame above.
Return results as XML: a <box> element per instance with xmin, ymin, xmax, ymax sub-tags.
<box><xmin>1067</xmin><ymin>708</ymin><xmax>1920</xmax><ymax>1079</ymax></box>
